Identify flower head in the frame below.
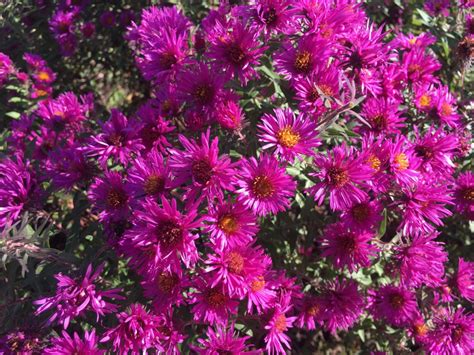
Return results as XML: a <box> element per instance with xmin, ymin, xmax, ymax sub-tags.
<box><xmin>194</xmin><ymin>324</ymin><xmax>259</xmax><ymax>354</ymax></box>
<box><xmin>455</xmin><ymin>258</ymin><xmax>474</xmax><ymax>302</ymax></box>
<box><xmin>453</xmin><ymin>172</ymin><xmax>474</xmax><ymax>220</ymax></box>
<box><xmin>45</xmin><ymin>330</ymin><xmax>103</xmax><ymax>355</ymax></box>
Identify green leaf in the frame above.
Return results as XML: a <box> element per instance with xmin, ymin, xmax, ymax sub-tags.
<box><xmin>5</xmin><ymin>111</ymin><xmax>20</xmax><ymax>119</ymax></box>
<box><xmin>378</xmin><ymin>209</ymin><xmax>388</xmax><ymax>238</ymax></box>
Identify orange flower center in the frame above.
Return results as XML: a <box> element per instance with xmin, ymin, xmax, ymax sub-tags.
<box><xmin>413</xmin><ymin>322</ymin><xmax>428</xmax><ymax>337</ymax></box>
<box><xmin>419</xmin><ymin>93</ymin><xmax>431</xmax><ymax>107</ymax></box>
<box><xmin>227</xmin><ymin>251</ymin><xmax>245</xmax><ymax>274</ymax></box>
<box><xmin>394</xmin><ymin>153</ymin><xmax>409</xmax><ymax>171</ymax></box>
<box><xmin>218</xmin><ymin>214</ymin><xmax>240</xmax><ymax>234</ymax></box>
<box><xmin>371</xmin><ymin>114</ymin><xmax>387</xmax><ymax>131</ymax></box>
<box><xmin>277</xmin><ymin>126</ymin><xmax>300</xmax><ymax>148</ymax></box>
<box><xmin>143</xmin><ymin>174</ymin><xmax>165</xmax><ymax>195</ymax></box>
<box><xmin>367</xmin><ymin>155</ymin><xmax>381</xmax><ymax>171</ymax></box>
<box><xmin>37</xmin><ymin>71</ymin><xmax>51</xmax><ymax>81</ymax></box>
<box><xmin>294</xmin><ymin>50</ymin><xmax>312</xmax><ymax>73</ymax></box>
<box><xmin>452</xmin><ymin>325</ymin><xmax>464</xmax><ymax>343</ymax></box>
<box><xmin>274</xmin><ymin>314</ymin><xmax>287</xmax><ymax>332</ymax></box>
<box><xmin>306</xmin><ymin>304</ymin><xmax>320</xmax><ymax>316</ymax></box>
<box><xmin>250</xmin><ymin>276</ymin><xmax>265</xmax><ymax>292</ymax></box>
<box><xmin>252</xmin><ymin>175</ymin><xmax>275</xmax><ymax>198</ymax></box>
<box><xmin>328</xmin><ymin>167</ymin><xmax>349</xmax><ymax>187</ymax></box>
<box><xmin>389</xmin><ymin>294</ymin><xmax>404</xmax><ymax>309</ymax></box>
<box><xmin>440</xmin><ymin>102</ymin><xmax>453</xmax><ymax>116</ymax></box>
<box><xmin>462</xmin><ymin>187</ymin><xmax>474</xmax><ymax>201</ymax></box>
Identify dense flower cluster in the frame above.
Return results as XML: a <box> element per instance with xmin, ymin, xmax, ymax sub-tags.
<box><xmin>0</xmin><ymin>0</ymin><xmax>472</xmax><ymax>354</ymax></box>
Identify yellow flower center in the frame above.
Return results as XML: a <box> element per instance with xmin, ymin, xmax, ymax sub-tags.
<box><xmin>440</xmin><ymin>102</ymin><xmax>453</xmax><ymax>116</ymax></box>
<box><xmin>37</xmin><ymin>71</ymin><xmax>51</xmax><ymax>81</ymax></box>
<box><xmin>250</xmin><ymin>276</ymin><xmax>265</xmax><ymax>292</ymax></box>
<box><xmin>274</xmin><ymin>314</ymin><xmax>287</xmax><ymax>332</ymax></box>
<box><xmin>328</xmin><ymin>167</ymin><xmax>349</xmax><ymax>187</ymax></box>
<box><xmin>394</xmin><ymin>153</ymin><xmax>409</xmax><ymax>171</ymax></box>
<box><xmin>367</xmin><ymin>155</ymin><xmax>381</xmax><ymax>171</ymax></box>
<box><xmin>294</xmin><ymin>50</ymin><xmax>312</xmax><ymax>73</ymax></box>
<box><xmin>419</xmin><ymin>93</ymin><xmax>431</xmax><ymax>107</ymax></box>
<box><xmin>218</xmin><ymin>214</ymin><xmax>240</xmax><ymax>234</ymax></box>
<box><xmin>277</xmin><ymin>126</ymin><xmax>300</xmax><ymax>148</ymax></box>
<box><xmin>251</xmin><ymin>175</ymin><xmax>275</xmax><ymax>198</ymax></box>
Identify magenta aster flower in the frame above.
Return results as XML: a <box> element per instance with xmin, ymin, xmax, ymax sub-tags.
<box><xmin>207</xmin><ymin>20</ymin><xmax>266</xmax><ymax>84</ymax></box>
<box><xmin>293</xmin><ymin>64</ymin><xmax>340</xmax><ymax>116</ymax></box>
<box><xmin>410</xmin><ymin>127</ymin><xmax>458</xmax><ymax>177</ymax></box>
<box><xmin>245</xmin><ymin>0</ymin><xmax>297</xmax><ymax>36</ymax></box>
<box><xmin>369</xmin><ymin>285</ymin><xmax>419</xmax><ymax>327</ymax></box>
<box><xmin>215</xmin><ymin>99</ymin><xmax>246</xmax><ymax>133</ymax></box>
<box><xmin>205</xmin><ymin>200</ymin><xmax>259</xmax><ymax>249</ymax></box>
<box><xmin>49</xmin><ymin>10</ymin><xmax>76</xmax><ymax>37</ymax></box>
<box><xmin>453</xmin><ymin>172</ymin><xmax>474</xmax><ymax>219</ymax></box>
<box><xmin>45</xmin><ymin>330</ymin><xmax>103</xmax><ymax>355</ymax></box>
<box><xmin>194</xmin><ymin>324</ymin><xmax>260</xmax><ymax>354</ymax></box>
<box><xmin>86</xmin><ymin>109</ymin><xmax>143</xmax><ymax>167</ymax></box>
<box><xmin>257</xmin><ymin>108</ymin><xmax>320</xmax><ymax>161</ymax></box>
<box><xmin>319</xmin><ymin>279</ymin><xmax>365</xmax><ymax>334</ymax></box>
<box><xmin>359</xmin><ymin>97</ymin><xmax>405</xmax><ymax>135</ymax></box>
<box><xmin>101</xmin><ymin>304</ymin><xmax>164</xmax><ymax>353</ymax></box>
<box><xmin>137</xmin><ymin>29</ymin><xmax>191</xmax><ymax>82</ymax></box>
<box><xmin>392</xmin><ymin>32</ymin><xmax>437</xmax><ymax>51</ymax></box>
<box><xmin>319</xmin><ymin>222</ymin><xmax>378</xmax><ymax>272</ymax></box>
<box><xmin>424</xmin><ymin>0</ymin><xmax>450</xmax><ymax>17</ymax></box>
<box><xmin>246</xmin><ymin>273</ymin><xmax>276</xmax><ymax>314</ymax></box>
<box><xmin>295</xmin><ymin>295</ymin><xmax>324</xmax><ymax>330</ymax></box>
<box><xmin>308</xmin><ymin>144</ymin><xmax>372</xmax><ymax>211</ymax></box>
<box><xmin>0</xmin><ymin>156</ymin><xmax>35</xmax><ymax>228</ymax></box>
<box><xmin>206</xmin><ymin>242</ymin><xmax>271</xmax><ymax>298</ymax></box>
<box><xmin>393</xmin><ymin>232</ymin><xmax>448</xmax><ymax>288</ymax></box>
<box><xmin>128</xmin><ymin>149</ymin><xmax>173</xmax><ymax>201</ymax></box>
<box><xmin>455</xmin><ymin>258</ymin><xmax>474</xmax><ymax>302</ymax></box>
<box><xmin>402</xmin><ymin>48</ymin><xmax>441</xmax><ymax>85</ymax></box>
<box><xmin>387</xmin><ymin>137</ymin><xmax>419</xmax><ymax>187</ymax></box>
<box><xmin>81</xmin><ymin>22</ymin><xmax>95</xmax><ymax>38</ymax></box>
<box><xmin>429</xmin><ymin>85</ymin><xmax>461</xmax><ymax>127</ymax></box>
<box><xmin>274</xmin><ymin>35</ymin><xmax>331</xmax><ymax>80</ymax></box>
<box><xmin>340</xmin><ymin>198</ymin><xmax>383</xmax><ymax>232</ymax></box>
<box><xmin>235</xmin><ymin>153</ymin><xmax>296</xmax><ymax>216</ymax></box>
<box><xmin>425</xmin><ymin>308</ymin><xmax>474</xmax><ymax>354</ymax></box>
<box><xmin>169</xmin><ymin>129</ymin><xmax>235</xmax><ymax>203</ymax></box>
<box><xmin>99</xmin><ymin>10</ymin><xmax>115</xmax><ymax>27</ymax></box>
<box><xmin>397</xmin><ymin>179</ymin><xmax>453</xmax><ymax>236</ymax></box>
<box><xmin>141</xmin><ymin>268</ymin><xmax>186</xmax><ymax>313</ymax></box>
<box><xmin>190</xmin><ymin>276</ymin><xmax>239</xmax><ymax>326</ymax></box>
<box><xmin>121</xmin><ymin>198</ymin><xmax>201</xmax><ymax>275</ymax></box>
<box><xmin>135</xmin><ymin>102</ymin><xmax>175</xmax><ymax>152</ymax></box>
<box><xmin>0</xmin><ymin>52</ymin><xmax>14</xmax><ymax>87</ymax></box>
<box><xmin>264</xmin><ymin>293</ymin><xmax>296</xmax><ymax>355</ymax></box>
<box><xmin>34</xmin><ymin>264</ymin><xmax>123</xmax><ymax>329</ymax></box>
<box><xmin>88</xmin><ymin>171</ymin><xmax>130</xmax><ymax>222</ymax></box>
<box><xmin>0</xmin><ymin>331</ymin><xmax>42</xmax><ymax>354</ymax></box>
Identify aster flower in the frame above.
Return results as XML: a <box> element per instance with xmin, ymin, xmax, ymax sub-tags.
<box><xmin>194</xmin><ymin>324</ymin><xmax>260</xmax><ymax>354</ymax></box>
<box><xmin>257</xmin><ymin>108</ymin><xmax>320</xmax><ymax>161</ymax></box>
<box><xmin>402</xmin><ymin>48</ymin><xmax>441</xmax><ymax>86</ymax></box>
<box><xmin>215</xmin><ymin>99</ymin><xmax>246</xmax><ymax>133</ymax></box>
<box><xmin>135</xmin><ymin>102</ymin><xmax>175</xmax><ymax>152</ymax></box>
<box><xmin>88</xmin><ymin>171</ymin><xmax>130</xmax><ymax>222</ymax></box>
<box><xmin>245</xmin><ymin>0</ymin><xmax>297</xmax><ymax>36</ymax></box>
<box><xmin>293</xmin><ymin>64</ymin><xmax>341</xmax><ymax>115</ymax></box>
<box><xmin>393</xmin><ymin>232</ymin><xmax>448</xmax><ymax>288</ymax></box>
<box><xmin>205</xmin><ymin>242</ymin><xmax>271</xmax><ymax>297</ymax></box>
<box><xmin>359</xmin><ymin>97</ymin><xmax>405</xmax><ymax>135</ymax></box>
<box><xmin>397</xmin><ymin>179</ymin><xmax>453</xmax><ymax>236</ymax></box>
<box><xmin>424</xmin><ymin>0</ymin><xmax>450</xmax><ymax>17</ymax></box>
<box><xmin>44</xmin><ymin>330</ymin><xmax>104</xmax><ymax>355</ymax></box>
<box><xmin>207</xmin><ymin>20</ymin><xmax>266</xmax><ymax>84</ymax></box>
<box><xmin>235</xmin><ymin>153</ymin><xmax>296</xmax><ymax>216</ymax></box>
<box><xmin>387</xmin><ymin>137</ymin><xmax>419</xmax><ymax>187</ymax></box>
<box><xmin>127</xmin><ymin>149</ymin><xmax>173</xmax><ymax>201</ymax></box>
<box><xmin>308</xmin><ymin>144</ymin><xmax>372</xmax><ymax>211</ymax></box>
<box><xmin>319</xmin><ymin>222</ymin><xmax>378</xmax><ymax>272</ymax></box>
<box><xmin>190</xmin><ymin>276</ymin><xmax>239</xmax><ymax>326</ymax></box>
<box><xmin>392</xmin><ymin>32</ymin><xmax>437</xmax><ymax>51</ymax></box>
<box><xmin>246</xmin><ymin>273</ymin><xmax>276</xmax><ymax>314</ymax></box>
<box><xmin>82</xmin><ymin>22</ymin><xmax>95</xmax><ymax>38</ymax></box>
<box><xmin>320</xmin><ymin>278</ymin><xmax>365</xmax><ymax>334</ymax></box>
<box><xmin>0</xmin><ymin>331</ymin><xmax>42</xmax><ymax>354</ymax></box>
<box><xmin>46</xmin><ymin>145</ymin><xmax>96</xmax><ymax>190</ymax></box>
<box><xmin>101</xmin><ymin>304</ymin><xmax>164</xmax><ymax>353</ymax></box>
<box><xmin>0</xmin><ymin>52</ymin><xmax>14</xmax><ymax>87</ymax></box>
<box><xmin>340</xmin><ymin>198</ymin><xmax>383</xmax><ymax>232</ymax></box>
<box><xmin>99</xmin><ymin>11</ymin><xmax>115</xmax><ymax>27</ymax></box>
<box><xmin>264</xmin><ymin>294</ymin><xmax>296</xmax><ymax>355</ymax></box>
<box><xmin>34</xmin><ymin>264</ymin><xmax>123</xmax><ymax>329</ymax></box>
<box><xmin>428</xmin><ymin>85</ymin><xmax>461</xmax><ymax>127</ymax></box>
<box><xmin>274</xmin><ymin>34</ymin><xmax>331</xmax><ymax>80</ymax></box>
<box><xmin>407</xmin><ymin>316</ymin><xmax>430</xmax><ymax>344</ymax></box>
<box><xmin>0</xmin><ymin>156</ymin><xmax>35</xmax><ymax>229</ymax></box>
<box><xmin>141</xmin><ymin>268</ymin><xmax>186</xmax><ymax>313</ymax></box>
<box><xmin>425</xmin><ymin>308</ymin><xmax>474</xmax><ymax>354</ymax></box>
<box><xmin>295</xmin><ymin>295</ymin><xmax>324</xmax><ymax>330</ymax></box>
<box><xmin>121</xmin><ymin>198</ymin><xmax>200</xmax><ymax>275</ymax></box>
<box><xmin>369</xmin><ymin>285</ymin><xmax>419</xmax><ymax>327</ymax></box>
<box><xmin>205</xmin><ymin>200</ymin><xmax>259</xmax><ymax>249</ymax></box>
<box><xmin>137</xmin><ymin>29</ymin><xmax>191</xmax><ymax>82</ymax></box>
<box><xmin>409</xmin><ymin>127</ymin><xmax>458</xmax><ymax>177</ymax></box>
<box><xmin>86</xmin><ymin>109</ymin><xmax>143</xmax><ymax>167</ymax></box>
<box><xmin>455</xmin><ymin>258</ymin><xmax>474</xmax><ymax>302</ymax></box>
<box><xmin>453</xmin><ymin>172</ymin><xmax>474</xmax><ymax>219</ymax></box>
<box><xmin>49</xmin><ymin>10</ymin><xmax>76</xmax><ymax>37</ymax></box>
<box><xmin>169</xmin><ymin>129</ymin><xmax>235</xmax><ymax>203</ymax></box>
